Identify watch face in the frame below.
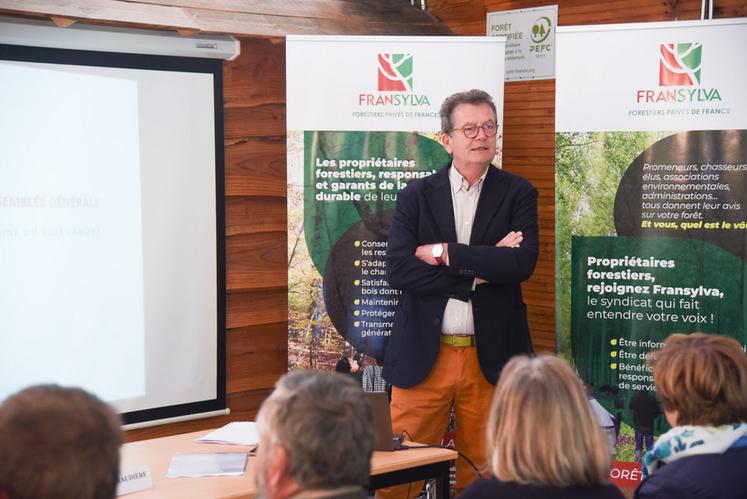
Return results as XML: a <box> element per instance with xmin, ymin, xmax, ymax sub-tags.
<box><xmin>432</xmin><ymin>244</ymin><xmax>443</xmax><ymax>258</ymax></box>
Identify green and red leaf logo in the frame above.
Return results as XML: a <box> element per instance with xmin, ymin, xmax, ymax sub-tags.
<box><xmin>377</xmin><ymin>53</ymin><xmax>413</xmax><ymax>91</ymax></box>
<box><xmin>659</xmin><ymin>43</ymin><xmax>702</xmax><ymax>86</ymax></box>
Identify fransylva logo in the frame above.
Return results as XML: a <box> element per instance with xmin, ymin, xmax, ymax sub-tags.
<box><xmin>659</xmin><ymin>43</ymin><xmax>701</xmax><ymax>86</ymax></box>
<box><xmin>634</xmin><ymin>42</ymin><xmax>721</xmax><ymax>104</ymax></box>
<box><xmin>378</xmin><ymin>53</ymin><xmax>413</xmax><ymax>91</ymax></box>
<box><xmin>357</xmin><ymin>53</ymin><xmax>431</xmax><ymax>108</ymax></box>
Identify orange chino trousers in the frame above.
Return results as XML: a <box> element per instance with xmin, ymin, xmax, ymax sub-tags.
<box><xmin>378</xmin><ymin>344</ymin><xmax>495</xmax><ymax>498</ymax></box>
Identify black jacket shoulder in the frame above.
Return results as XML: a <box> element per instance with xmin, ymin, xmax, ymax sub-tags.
<box><xmin>634</xmin><ymin>447</ymin><xmax>747</xmax><ymax>499</ymax></box>
<box><xmin>459</xmin><ymin>477</ymin><xmax>625</xmax><ymax>499</ymax></box>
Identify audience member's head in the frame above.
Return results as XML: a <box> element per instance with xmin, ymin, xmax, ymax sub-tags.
<box><xmin>486</xmin><ymin>355</ymin><xmax>611</xmax><ymax>487</ymax></box>
<box><xmin>650</xmin><ymin>332</ymin><xmax>747</xmax><ymax>426</ymax></box>
<box><xmin>255</xmin><ymin>370</ymin><xmax>374</xmax><ymax>499</ymax></box>
<box><xmin>0</xmin><ymin>384</ymin><xmax>122</xmax><ymax>499</ymax></box>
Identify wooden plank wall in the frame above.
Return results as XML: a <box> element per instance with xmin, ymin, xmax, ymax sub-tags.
<box><xmin>428</xmin><ymin>0</ymin><xmax>747</xmax><ymax>353</ymax></box>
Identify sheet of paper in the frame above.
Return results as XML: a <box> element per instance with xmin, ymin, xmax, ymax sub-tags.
<box><xmin>166</xmin><ymin>452</ymin><xmax>248</xmax><ymax>478</ymax></box>
<box><xmin>194</xmin><ymin>422</ymin><xmax>260</xmax><ymax>446</ymax></box>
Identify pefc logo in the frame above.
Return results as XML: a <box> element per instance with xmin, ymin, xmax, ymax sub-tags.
<box><xmin>377</xmin><ymin>53</ymin><xmax>413</xmax><ymax>92</ymax></box>
<box><xmin>530</xmin><ymin>16</ymin><xmax>552</xmax><ymax>43</ymax></box>
<box><xmin>529</xmin><ymin>16</ymin><xmax>552</xmax><ymax>54</ymax></box>
<box><xmin>659</xmin><ymin>43</ymin><xmax>702</xmax><ymax>86</ymax></box>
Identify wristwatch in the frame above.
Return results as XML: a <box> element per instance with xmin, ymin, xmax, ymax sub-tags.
<box><xmin>431</xmin><ymin>243</ymin><xmax>445</xmax><ymax>265</ymax></box>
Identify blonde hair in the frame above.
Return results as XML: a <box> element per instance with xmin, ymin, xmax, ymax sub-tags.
<box><xmin>487</xmin><ymin>355</ymin><xmax>611</xmax><ymax>487</ymax></box>
<box><xmin>650</xmin><ymin>333</ymin><xmax>747</xmax><ymax>426</ymax></box>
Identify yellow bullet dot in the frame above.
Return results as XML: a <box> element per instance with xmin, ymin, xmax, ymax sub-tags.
<box><xmin>610</xmin><ymin>351</ymin><xmax>618</xmax><ymax>358</ymax></box>
<box><xmin>354</xmin><ymin>241</ymin><xmax>361</xmax><ymax>247</ymax></box>
<box><xmin>354</xmin><ymin>260</ymin><xmax>361</xmax><ymax>267</ymax></box>
<box><xmin>354</xmin><ymin>299</ymin><xmax>360</xmax><ymax>305</ymax></box>
<box><xmin>610</xmin><ymin>363</ymin><xmax>617</xmax><ymax>370</ymax></box>
<box><xmin>610</xmin><ymin>339</ymin><xmax>618</xmax><ymax>346</ymax></box>
<box><xmin>354</xmin><ymin>321</ymin><xmax>360</xmax><ymax>327</ymax></box>
<box><xmin>354</xmin><ymin>310</ymin><xmax>360</xmax><ymax>316</ymax></box>
<box><xmin>354</xmin><ymin>280</ymin><xmax>360</xmax><ymax>286</ymax></box>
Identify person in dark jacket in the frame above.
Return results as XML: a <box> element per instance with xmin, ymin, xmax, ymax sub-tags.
<box><xmin>628</xmin><ymin>389</ymin><xmax>661</xmax><ymax>461</ymax></box>
<box><xmin>458</xmin><ymin>355</ymin><xmax>624</xmax><ymax>499</ymax></box>
<box><xmin>383</xmin><ymin>88</ymin><xmax>538</xmax><ymax>498</ymax></box>
<box><xmin>635</xmin><ymin>333</ymin><xmax>747</xmax><ymax>499</ymax></box>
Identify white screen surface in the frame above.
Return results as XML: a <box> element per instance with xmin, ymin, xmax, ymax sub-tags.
<box><xmin>0</xmin><ymin>55</ymin><xmax>220</xmax><ymax>418</ymax></box>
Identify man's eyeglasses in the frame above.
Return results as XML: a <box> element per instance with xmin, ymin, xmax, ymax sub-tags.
<box><xmin>449</xmin><ymin>122</ymin><xmax>499</xmax><ymax>139</ymax></box>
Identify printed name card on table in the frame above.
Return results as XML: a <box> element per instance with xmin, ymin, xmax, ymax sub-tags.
<box><xmin>117</xmin><ymin>465</ymin><xmax>153</xmax><ymax>496</ymax></box>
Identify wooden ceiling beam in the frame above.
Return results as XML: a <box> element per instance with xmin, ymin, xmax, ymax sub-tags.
<box><xmin>0</xmin><ymin>0</ymin><xmax>200</xmax><ymax>31</ymax></box>
<box><xmin>0</xmin><ymin>0</ymin><xmax>451</xmax><ymax>37</ymax></box>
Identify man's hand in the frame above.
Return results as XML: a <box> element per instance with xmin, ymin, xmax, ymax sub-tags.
<box><xmin>415</xmin><ymin>243</ymin><xmax>448</xmax><ymax>266</ymax></box>
<box><xmin>497</xmin><ymin>231</ymin><xmax>523</xmax><ymax>248</ymax></box>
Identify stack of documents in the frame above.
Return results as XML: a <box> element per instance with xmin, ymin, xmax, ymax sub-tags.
<box><xmin>194</xmin><ymin>422</ymin><xmax>260</xmax><ymax>446</ymax></box>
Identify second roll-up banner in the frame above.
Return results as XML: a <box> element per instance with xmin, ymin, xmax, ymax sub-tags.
<box><xmin>556</xmin><ymin>18</ymin><xmax>747</xmax><ymax>486</ymax></box>
<box><xmin>286</xmin><ymin>36</ymin><xmax>505</xmax><ymax>371</ymax></box>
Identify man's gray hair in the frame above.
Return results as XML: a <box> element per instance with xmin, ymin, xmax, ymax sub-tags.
<box><xmin>440</xmin><ymin>89</ymin><xmax>497</xmax><ymax>133</ymax></box>
<box><xmin>257</xmin><ymin>370</ymin><xmax>375</xmax><ymax>489</ymax></box>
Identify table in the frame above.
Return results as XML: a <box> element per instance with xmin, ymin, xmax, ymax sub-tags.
<box><xmin>121</xmin><ymin>429</ymin><xmax>457</xmax><ymax>498</ymax></box>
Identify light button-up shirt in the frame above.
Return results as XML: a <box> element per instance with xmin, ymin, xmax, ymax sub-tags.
<box><xmin>441</xmin><ymin>164</ymin><xmax>488</xmax><ymax>336</ymax></box>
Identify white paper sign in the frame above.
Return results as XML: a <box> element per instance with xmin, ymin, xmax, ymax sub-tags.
<box><xmin>116</xmin><ymin>465</ymin><xmax>153</xmax><ymax>496</ymax></box>
<box><xmin>487</xmin><ymin>5</ymin><xmax>557</xmax><ymax>81</ymax></box>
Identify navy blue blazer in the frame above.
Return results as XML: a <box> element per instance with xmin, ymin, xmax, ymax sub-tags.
<box><xmin>383</xmin><ymin>163</ymin><xmax>538</xmax><ymax>388</ymax></box>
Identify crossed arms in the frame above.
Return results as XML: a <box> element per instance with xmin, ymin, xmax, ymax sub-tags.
<box><xmin>386</xmin><ymin>183</ymin><xmax>538</xmax><ymax>300</ymax></box>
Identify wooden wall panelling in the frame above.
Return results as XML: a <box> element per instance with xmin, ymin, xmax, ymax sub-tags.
<box><xmin>227</xmin><ymin>322</ymin><xmax>288</xmax><ymax>393</ymax></box>
<box><xmin>223</xmin><ymin>41</ymin><xmax>289</xmax><ymax>436</ymax></box>
<box><xmin>225</xmin><ymin>138</ymin><xmax>287</xmax><ymax>197</ymax></box>
<box><xmin>227</xmin><ymin>288</ymin><xmax>287</xmax><ymax>329</ymax></box>
<box><xmin>226</xmin><ymin>231</ymin><xmax>287</xmax><ymax>291</ymax></box>
<box><xmin>225</xmin><ymin>196</ymin><xmax>287</xmax><ymax>236</ymax></box>
<box><xmin>503</xmin><ymin>77</ymin><xmax>556</xmax><ymax>352</ymax></box>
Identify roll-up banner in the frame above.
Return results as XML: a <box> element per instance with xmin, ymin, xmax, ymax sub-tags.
<box><xmin>556</xmin><ymin>19</ymin><xmax>747</xmax><ymax>486</ymax></box>
<box><xmin>287</xmin><ymin>36</ymin><xmax>505</xmax><ymax>372</ymax></box>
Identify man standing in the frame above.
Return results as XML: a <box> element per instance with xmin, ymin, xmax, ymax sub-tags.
<box><xmin>254</xmin><ymin>371</ymin><xmax>375</xmax><ymax>499</ymax></box>
<box><xmin>383</xmin><ymin>89</ymin><xmax>538</xmax><ymax>495</ymax></box>
<box><xmin>629</xmin><ymin>389</ymin><xmax>661</xmax><ymax>462</ymax></box>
